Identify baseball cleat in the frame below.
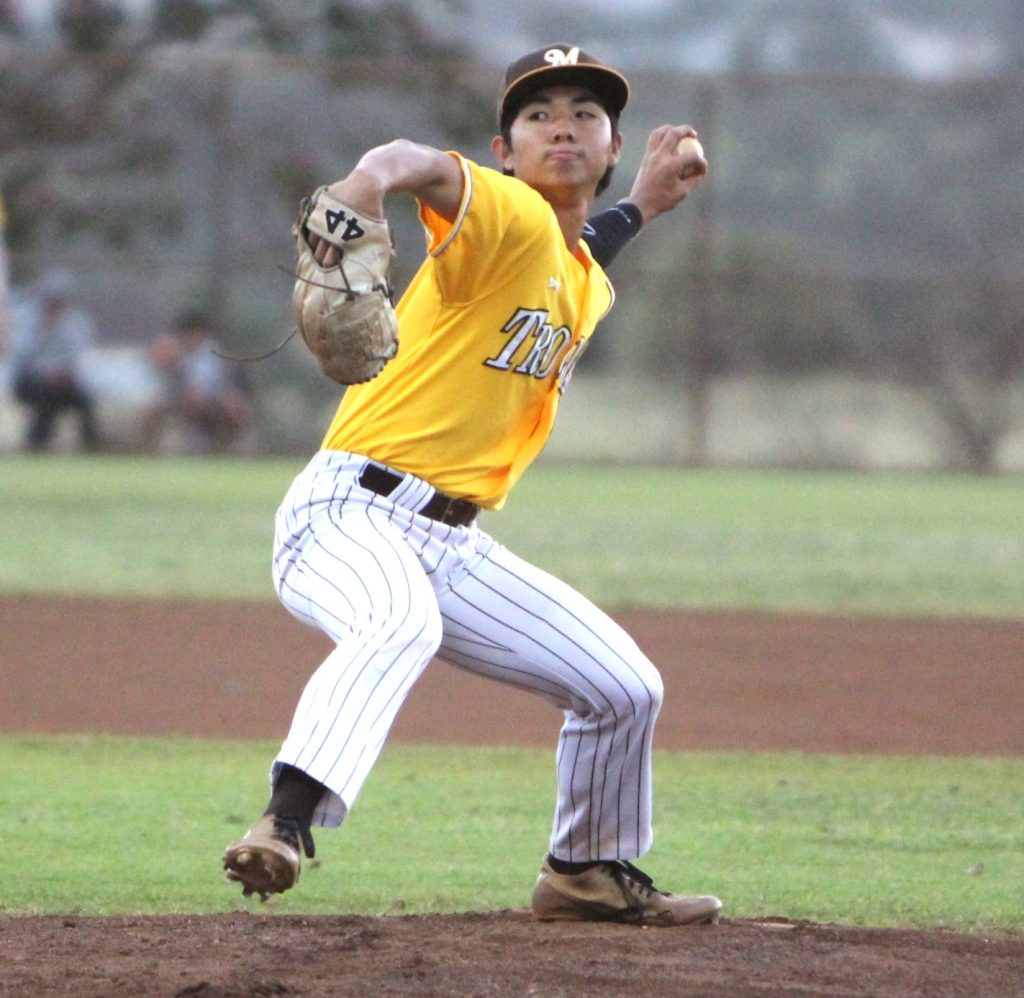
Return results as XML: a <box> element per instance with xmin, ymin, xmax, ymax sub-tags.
<box><xmin>223</xmin><ymin>814</ymin><xmax>314</xmax><ymax>901</ymax></box>
<box><xmin>532</xmin><ymin>858</ymin><xmax>722</xmax><ymax>926</ymax></box>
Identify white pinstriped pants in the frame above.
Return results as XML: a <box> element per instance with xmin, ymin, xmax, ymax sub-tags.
<box><xmin>271</xmin><ymin>450</ymin><xmax>663</xmax><ymax>862</ymax></box>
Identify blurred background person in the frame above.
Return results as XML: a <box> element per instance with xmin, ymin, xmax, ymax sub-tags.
<box><xmin>9</xmin><ymin>270</ymin><xmax>100</xmax><ymax>453</ymax></box>
<box><xmin>142</xmin><ymin>309</ymin><xmax>255</xmax><ymax>455</ymax></box>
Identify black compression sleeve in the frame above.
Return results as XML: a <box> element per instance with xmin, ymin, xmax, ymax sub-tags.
<box><xmin>582</xmin><ymin>201</ymin><xmax>644</xmax><ymax>269</ymax></box>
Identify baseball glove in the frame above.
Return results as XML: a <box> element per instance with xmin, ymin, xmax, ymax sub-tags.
<box><xmin>291</xmin><ymin>186</ymin><xmax>399</xmax><ymax>384</ymax></box>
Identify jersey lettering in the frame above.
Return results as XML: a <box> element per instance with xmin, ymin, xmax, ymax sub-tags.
<box><xmin>557</xmin><ymin>338</ymin><xmax>590</xmax><ymax>394</ymax></box>
<box><xmin>485</xmin><ymin>307</ymin><xmax>575</xmax><ymax>382</ymax></box>
<box><xmin>484</xmin><ymin>308</ymin><xmax>548</xmax><ymax>371</ymax></box>
<box><xmin>515</xmin><ymin>324</ymin><xmax>571</xmax><ymax>378</ymax></box>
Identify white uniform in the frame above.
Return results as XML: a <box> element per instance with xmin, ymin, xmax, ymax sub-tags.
<box><xmin>272</xmin><ymin>450</ymin><xmax>662</xmax><ymax>861</ymax></box>
<box><xmin>269</xmin><ymin>156</ymin><xmax>663</xmax><ymax>863</ymax></box>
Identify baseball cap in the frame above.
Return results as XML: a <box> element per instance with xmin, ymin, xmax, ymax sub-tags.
<box><xmin>498</xmin><ymin>43</ymin><xmax>630</xmax><ymax>129</ymax></box>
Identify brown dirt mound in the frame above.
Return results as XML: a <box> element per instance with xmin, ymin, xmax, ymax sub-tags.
<box><xmin>2</xmin><ymin>912</ymin><xmax>1022</xmax><ymax>997</ymax></box>
<box><xmin>2</xmin><ymin>596</ymin><xmax>1023</xmax><ymax>996</ymax></box>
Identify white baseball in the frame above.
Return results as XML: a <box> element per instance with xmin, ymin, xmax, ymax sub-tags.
<box><xmin>676</xmin><ymin>136</ymin><xmax>705</xmax><ymax>178</ymax></box>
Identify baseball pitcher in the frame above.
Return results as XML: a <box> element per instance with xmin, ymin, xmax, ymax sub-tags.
<box><xmin>224</xmin><ymin>43</ymin><xmax>717</xmax><ymax>926</ymax></box>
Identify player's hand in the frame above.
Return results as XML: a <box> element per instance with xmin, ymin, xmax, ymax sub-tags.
<box><xmin>301</xmin><ymin>168</ymin><xmax>389</xmax><ymax>269</ymax></box>
<box><xmin>307</xmin><ymin>232</ymin><xmax>340</xmax><ymax>268</ymax></box>
<box><xmin>624</xmin><ymin>125</ymin><xmax>709</xmax><ymax>225</ymax></box>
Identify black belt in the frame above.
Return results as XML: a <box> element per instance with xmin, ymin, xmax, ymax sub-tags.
<box><xmin>358</xmin><ymin>463</ymin><xmax>479</xmax><ymax>527</ymax></box>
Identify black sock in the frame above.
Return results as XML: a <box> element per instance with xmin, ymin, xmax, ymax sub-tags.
<box><xmin>547</xmin><ymin>854</ymin><xmax>602</xmax><ymax>876</ymax></box>
<box><xmin>265</xmin><ymin>764</ymin><xmax>327</xmax><ymax>827</ymax></box>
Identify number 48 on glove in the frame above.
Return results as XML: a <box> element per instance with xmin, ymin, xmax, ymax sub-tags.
<box><xmin>291</xmin><ymin>186</ymin><xmax>399</xmax><ymax>385</ymax></box>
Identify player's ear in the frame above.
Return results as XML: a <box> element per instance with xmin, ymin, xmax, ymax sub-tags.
<box><xmin>607</xmin><ymin>130</ymin><xmax>623</xmax><ymax>169</ymax></box>
<box><xmin>492</xmin><ymin>134</ymin><xmax>513</xmax><ymax>172</ymax></box>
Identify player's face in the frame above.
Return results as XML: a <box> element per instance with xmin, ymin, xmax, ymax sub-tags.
<box><xmin>495</xmin><ymin>85</ymin><xmax>622</xmax><ymax>200</ymax></box>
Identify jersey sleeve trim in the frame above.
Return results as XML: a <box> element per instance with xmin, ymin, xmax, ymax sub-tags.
<box><xmin>418</xmin><ymin>153</ymin><xmax>473</xmax><ymax>258</ymax></box>
<box><xmin>601</xmin><ymin>273</ymin><xmax>616</xmax><ymax>318</ymax></box>
<box><xmin>577</xmin><ymin>238</ymin><xmax>617</xmax><ymax>320</ymax></box>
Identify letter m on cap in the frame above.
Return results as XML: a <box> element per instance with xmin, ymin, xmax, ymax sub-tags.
<box><xmin>544</xmin><ymin>46</ymin><xmax>580</xmax><ymax>66</ymax></box>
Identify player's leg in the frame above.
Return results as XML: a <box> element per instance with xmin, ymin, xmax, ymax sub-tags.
<box><xmin>15</xmin><ymin>373</ymin><xmax>56</xmax><ymax>451</ymax></box>
<box><xmin>437</xmin><ymin>533</ymin><xmax>660</xmax><ymax>860</ymax></box>
<box><xmin>26</xmin><ymin>402</ymin><xmax>54</xmax><ymax>451</ymax></box>
<box><xmin>225</xmin><ymin>501</ymin><xmax>442</xmax><ymax>899</ymax></box>
<box><xmin>435</xmin><ymin>533</ymin><xmax>722</xmax><ymax>925</ymax></box>
<box><xmin>272</xmin><ymin>509</ymin><xmax>443</xmax><ymax>822</ymax></box>
<box><xmin>67</xmin><ymin>382</ymin><xmax>98</xmax><ymax>451</ymax></box>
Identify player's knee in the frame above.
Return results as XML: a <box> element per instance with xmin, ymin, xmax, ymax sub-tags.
<box><xmin>645</xmin><ymin>667</ymin><xmax>664</xmax><ymax>716</ymax></box>
<box><xmin>367</xmin><ymin>590</ymin><xmax>442</xmax><ymax>652</ymax></box>
<box><xmin>416</xmin><ymin>598</ymin><xmax>444</xmax><ymax>650</ymax></box>
<box><xmin>600</xmin><ymin>658</ymin><xmax>663</xmax><ymax>725</ymax></box>
<box><xmin>634</xmin><ymin>665</ymin><xmax>664</xmax><ymax>721</ymax></box>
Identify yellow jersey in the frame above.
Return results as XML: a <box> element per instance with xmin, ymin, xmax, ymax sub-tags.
<box><xmin>321</xmin><ymin>153</ymin><xmax>615</xmax><ymax>510</ymax></box>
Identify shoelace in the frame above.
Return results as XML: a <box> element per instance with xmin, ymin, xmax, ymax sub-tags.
<box><xmin>604</xmin><ymin>861</ymin><xmax>666</xmax><ymax>921</ymax></box>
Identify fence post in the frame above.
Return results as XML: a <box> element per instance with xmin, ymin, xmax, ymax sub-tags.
<box><xmin>680</xmin><ymin>79</ymin><xmax>718</xmax><ymax>465</ymax></box>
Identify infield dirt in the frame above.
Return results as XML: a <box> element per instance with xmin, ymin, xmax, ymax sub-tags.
<box><xmin>2</xmin><ymin>596</ymin><xmax>1022</xmax><ymax>996</ymax></box>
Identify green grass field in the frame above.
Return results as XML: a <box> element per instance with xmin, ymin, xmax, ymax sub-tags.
<box><xmin>2</xmin><ymin>737</ymin><xmax>1020</xmax><ymax>930</ymax></box>
<box><xmin>1</xmin><ymin>455</ymin><xmax>1022</xmax><ymax>929</ymax></box>
<box><xmin>1</xmin><ymin>454</ymin><xmax>1022</xmax><ymax>617</ymax></box>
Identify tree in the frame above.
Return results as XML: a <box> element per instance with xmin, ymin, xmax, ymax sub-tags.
<box><xmin>0</xmin><ymin>0</ymin><xmax>483</xmax><ymax>276</ymax></box>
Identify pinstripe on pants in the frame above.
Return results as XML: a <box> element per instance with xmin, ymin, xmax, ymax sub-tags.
<box><xmin>271</xmin><ymin>450</ymin><xmax>663</xmax><ymax>861</ymax></box>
